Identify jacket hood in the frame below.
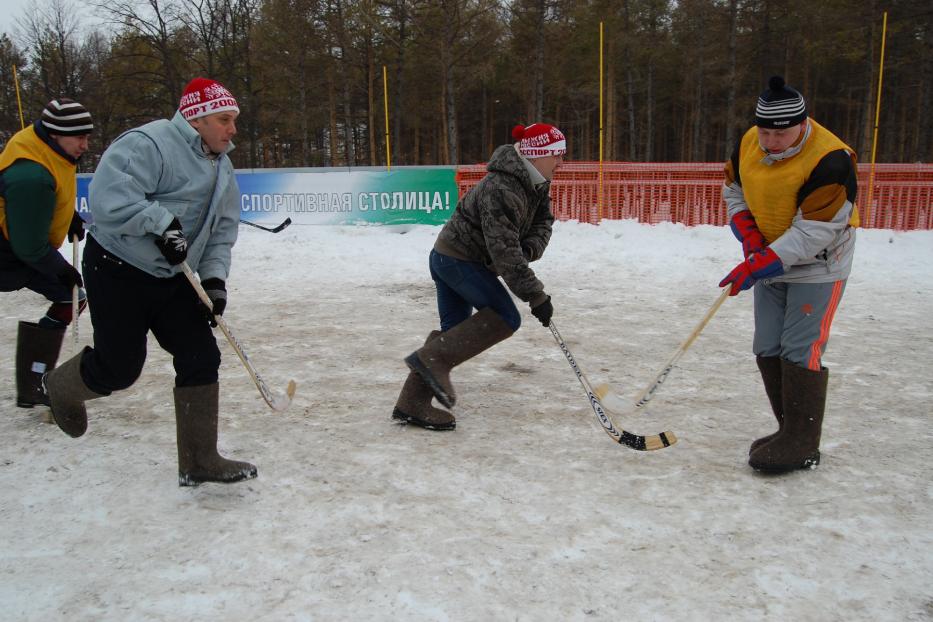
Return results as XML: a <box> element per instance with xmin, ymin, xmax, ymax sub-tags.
<box><xmin>486</xmin><ymin>144</ymin><xmax>536</xmax><ymax>195</ymax></box>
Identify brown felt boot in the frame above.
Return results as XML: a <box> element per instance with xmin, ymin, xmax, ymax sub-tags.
<box><xmin>175</xmin><ymin>383</ymin><xmax>258</xmax><ymax>486</ymax></box>
<box><xmin>393</xmin><ymin>331</ymin><xmax>456</xmax><ymax>430</ymax></box>
<box><xmin>404</xmin><ymin>308</ymin><xmax>514</xmax><ymax>408</ymax></box>
<box><xmin>44</xmin><ymin>348</ymin><xmax>106</xmax><ymax>437</ymax></box>
<box><xmin>16</xmin><ymin>321</ymin><xmax>65</xmax><ymax>408</ymax></box>
<box><xmin>749</xmin><ymin>361</ymin><xmax>828</xmax><ymax>473</ymax></box>
<box><xmin>749</xmin><ymin>356</ymin><xmax>784</xmax><ymax>455</ymax></box>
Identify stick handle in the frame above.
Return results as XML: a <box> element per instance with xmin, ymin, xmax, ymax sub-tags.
<box><xmin>71</xmin><ymin>234</ymin><xmax>80</xmax><ymax>349</ymax></box>
<box><xmin>180</xmin><ymin>262</ymin><xmax>295</xmax><ymax>411</ymax></box>
<box><xmin>632</xmin><ymin>287</ymin><xmax>729</xmax><ymax>407</ymax></box>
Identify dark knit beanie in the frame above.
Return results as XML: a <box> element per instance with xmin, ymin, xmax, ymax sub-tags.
<box><xmin>755</xmin><ymin>76</ymin><xmax>807</xmax><ymax>128</ymax></box>
<box><xmin>41</xmin><ymin>98</ymin><xmax>93</xmax><ymax>136</ymax></box>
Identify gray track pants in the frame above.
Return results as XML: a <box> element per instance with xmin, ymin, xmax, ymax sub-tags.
<box><xmin>753</xmin><ymin>279</ymin><xmax>847</xmax><ymax>370</ymax></box>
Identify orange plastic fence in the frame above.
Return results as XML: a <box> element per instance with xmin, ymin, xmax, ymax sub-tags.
<box><xmin>455</xmin><ymin>162</ymin><xmax>933</xmax><ymax>230</ymax></box>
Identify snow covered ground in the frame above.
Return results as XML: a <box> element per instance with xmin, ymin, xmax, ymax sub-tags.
<box><xmin>2</xmin><ymin>220</ymin><xmax>931</xmax><ymax>621</ymax></box>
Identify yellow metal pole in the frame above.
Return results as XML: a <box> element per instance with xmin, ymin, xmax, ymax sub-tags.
<box><xmin>598</xmin><ymin>22</ymin><xmax>604</xmax><ymax>223</ymax></box>
<box><xmin>865</xmin><ymin>11</ymin><xmax>887</xmax><ymax>228</ymax></box>
<box><xmin>13</xmin><ymin>64</ymin><xmax>26</xmax><ymax>129</ymax></box>
<box><xmin>383</xmin><ymin>65</ymin><xmax>391</xmax><ymax>172</ymax></box>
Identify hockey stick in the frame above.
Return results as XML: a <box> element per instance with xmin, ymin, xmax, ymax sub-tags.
<box><xmin>240</xmin><ymin>217</ymin><xmax>292</xmax><ymax>233</ymax></box>
<box><xmin>181</xmin><ymin>262</ymin><xmax>296</xmax><ymax>411</ymax></box>
<box><xmin>549</xmin><ymin>321</ymin><xmax>676</xmax><ymax>451</ymax></box>
<box><xmin>595</xmin><ymin>287</ymin><xmax>730</xmax><ymax>412</ymax></box>
<box><xmin>71</xmin><ymin>234</ymin><xmax>79</xmax><ymax>350</ymax></box>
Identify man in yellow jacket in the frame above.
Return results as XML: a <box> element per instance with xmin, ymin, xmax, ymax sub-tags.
<box><xmin>0</xmin><ymin>99</ymin><xmax>92</xmax><ymax>408</ymax></box>
<box><xmin>719</xmin><ymin>76</ymin><xmax>858</xmax><ymax>473</ymax></box>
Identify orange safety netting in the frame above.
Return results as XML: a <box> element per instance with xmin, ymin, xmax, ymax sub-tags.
<box><xmin>455</xmin><ymin>162</ymin><xmax>933</xmax><ymax>230</ymax></box>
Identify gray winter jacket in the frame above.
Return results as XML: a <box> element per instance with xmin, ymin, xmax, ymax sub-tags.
<box><xmin>434</xmin><ymin>145</ymin><xmax>554</xmax><ymax>306</ymax></box>
<box><xmin>88</xmin><ymin>111</ymin><xmax>240</xmax><ymax>281</ymax></box>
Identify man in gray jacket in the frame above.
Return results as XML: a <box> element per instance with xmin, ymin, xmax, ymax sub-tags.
<box><xmin>43</xmin><ymin>78</ymin><xmax>256</xmax><ymax>486</ymax></box>
<box><xmin>394</xmin><ymin>123</ymin><xmax>565</xmax><ymax>431</ymax></box>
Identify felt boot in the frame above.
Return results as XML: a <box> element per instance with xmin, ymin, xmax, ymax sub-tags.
<box><xmin>393</xmin><ymin>331</ymin><xmax>456</xmax><ymax>430</ymax></box>
<box><xmin>43</xmin><ymin>348</ymin><xmax>105</xmax><ymax>437</ymax></box>
<box><xmin>16</xmin><ymin>321</ymin><xmax>65</xmax><ymax>408</ymax></box>
<box><xmin>749</xmin><ymin>355</ymin><xmax>784</xmax><ymax>454</ymax></box>
<box><xmin>749</xmin><ymin>361</ymin><xmax>828</xmax><ymax>473</ymax></box>
<box><xmin>175</xmin><ymin>383</ymin><xmax>258</xmax><ymax>486</ymax></box>
<box><xmin>404</xmin><ymin>308</ymin><xmax>514</xmax><ymax>408</ymax></box>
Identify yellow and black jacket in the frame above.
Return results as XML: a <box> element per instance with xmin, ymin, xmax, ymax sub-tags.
<box><xmin>723</xmin><ymin>118</ymin><xmax>859</xmax><ymax>283</ymax></box>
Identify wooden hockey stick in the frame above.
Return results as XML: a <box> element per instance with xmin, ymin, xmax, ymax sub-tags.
<box><xmin>181</xmin><ymin>262</ymin><xmax>296</xmax><ymax>411</ymax></box>
<box><xmin>595</xmin><ymin>287</ymin><xmax>729</xmax><ymax>411</ymax></box>
<box><xmin>549</xmin><ymin>321</ymin><xmax>676</xmax><ymax>451</ymax></box>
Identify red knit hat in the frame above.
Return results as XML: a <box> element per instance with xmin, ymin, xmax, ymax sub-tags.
<box><xmin>512</xmin><ymin>123</ymin><xmax>566</xmax><ymax>159</ymax></box>
<box><xmin>178</xmin><ymin>77</ymin><xmax>239</xmax><ymax>121</ymax></box>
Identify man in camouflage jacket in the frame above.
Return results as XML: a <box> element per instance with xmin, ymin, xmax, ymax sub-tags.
<box><xmin>394</xmin><ymin>122</ymin><xmax>566</xmax><ymax>431</ymax></box>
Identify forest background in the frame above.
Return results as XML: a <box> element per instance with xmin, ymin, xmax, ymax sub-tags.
<box><xmin>1</xmin><ymin>0</ymin><xmax>931</xmax><ymax>173</ymax></box>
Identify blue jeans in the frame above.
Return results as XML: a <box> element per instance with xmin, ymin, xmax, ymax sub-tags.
<box><xmin>429</xmin><ymin>249</ymin><xmax>521</xmax><ymax>332</ymax></box>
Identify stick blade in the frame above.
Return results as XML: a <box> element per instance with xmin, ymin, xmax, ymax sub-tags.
<box><xmin>272</xmin><ymin>217</ymin><xmax>293</xmax><ymax>233</ymax></box>
<box><xmin>643</xmin><ymin>430</ymin><xmax>677</xmax><ymax>451</ymax></box>
<box><xmin>593</xmin><ymin>382</ymin><xmax>610</xmax><ymax>401</ymax></box>
<box><xmin>264</xmin><ymin>379</ymin><xmax>297</xmax><ymax>412</ymax></box>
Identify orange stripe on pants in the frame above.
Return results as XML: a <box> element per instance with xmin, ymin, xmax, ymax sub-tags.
<box><xmin>807</xmin><ymin>280</ymin><xmax>844</xmax><ymax>370</ymax></box>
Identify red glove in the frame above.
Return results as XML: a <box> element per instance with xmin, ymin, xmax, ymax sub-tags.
<box><xmin>729</xmin><ymin>211</ymin><xmax>766</xmax><ymax>258</ymax></box>
<box><xmin>719</xmin><ymin>247</ymin><xmax>784</xmax><ymax>296</ymax></box>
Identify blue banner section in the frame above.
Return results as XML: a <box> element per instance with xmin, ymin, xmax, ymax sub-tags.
<box><xmin>76</xmin><ymin>167</ymin><xmax>459</xmax><ymax>225</ymax></box>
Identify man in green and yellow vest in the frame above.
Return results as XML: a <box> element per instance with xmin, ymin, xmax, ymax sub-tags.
<box><xmin>0</xmin><ymin>99</ymin><xmax>93</xmax><ymax>409</ymax></box>
<box><xmin>719</xmin><ymin>76</ymin><xmax>858</xmax><ymax>474</ymax></box>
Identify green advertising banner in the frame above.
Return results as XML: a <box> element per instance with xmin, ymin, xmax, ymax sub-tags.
<box><xmin>77</xmin><ymin>167</ymin><xmax>462</xmax><ymax>226</ymax></box>
<box><xmin>237</xmin><ymin>167</ymin><xmax>459</xmax><ymax>226</ymax></box>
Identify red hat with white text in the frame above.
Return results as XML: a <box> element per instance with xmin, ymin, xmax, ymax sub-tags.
<box><xmin>512</xmin><ymin>123</ymin><xmax>566</xmax><ymax>159</ymax></box>
<box><xmin>178</xmin><ymin>78</ymin><xmax>239</xmax><ymax>121</ymax></box>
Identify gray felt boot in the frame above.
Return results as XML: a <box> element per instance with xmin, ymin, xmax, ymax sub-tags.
<box><xmin>175</xmin><ymin>383</ymin><xmax>258</xmax><ymax>486</ymax></box>
<box><xmin>393</xmin><ymin>331</ymin><xmax>456</xmax><ymax>430</ymax></box>
<box><xmin>16</xmin><ymin>321</ymin><xmax>65</xmax><ymax>408</ymax></box>
<box><xmin>404</xmin><ymin>308</ymin><xmax>514</xmax><ymax>408</ymax></box>
<box><xmin>749</xmin><ymin>361</ymin><xmax>828</xmax><ymax>473</ymax></box>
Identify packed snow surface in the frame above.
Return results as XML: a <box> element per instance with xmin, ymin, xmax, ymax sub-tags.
<box><xmin>2</xmin><ymin>220</ymin><xmax>931</xmax><ymax>620</ymax></box>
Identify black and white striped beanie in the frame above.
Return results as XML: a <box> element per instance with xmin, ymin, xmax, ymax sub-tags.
<box><xmin>41</xmin><ymin>98</ymin><xmax>94</xmax><ymax>136</ymax></box>
<box><xmin>755</xmin><ymin>76</ymin><xmax>807</xmax><ymax>129</ymax></box>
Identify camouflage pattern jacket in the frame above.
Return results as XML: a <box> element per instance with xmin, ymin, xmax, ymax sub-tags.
<box><xmin>434</xmin><ymin>144</ymin><xmax>553</xmax><ymax>307</ymax></box>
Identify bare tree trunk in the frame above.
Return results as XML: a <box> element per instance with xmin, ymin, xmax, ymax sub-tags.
<box><xmin>299</xmin><ymin>51</ymin><xmax>310</xmax><ymax>166</ymax></box>
<box><xmin>343</xmin><ymin>78</ymin><xmax>355</xmax><ymax>166</ymax></box>
<box><xmin>388</xmin><ymin>0</ymin><xmax>409</xmax><ymax>165</ymax></box>
<box><xmin>858</xmin><ymin>2</ymin><xmax>877</xmax><ymax>161</ymax></box>
<box><xmin>645</xmin><ymin>59</ymin><xmax>654</xmax><ymax>161</ymax></box>
<box><xmin>532</xmin><ymin>0</ymin><xmax>545</xmax><ymax>120</ymax></box>
<box><xmin>724</xmin><ymin>0</ymin><xmax>738</xmax><ymax>158</ymax></box>
<box><xmin>444</xmin><ymin>58</ymin><xmax>457</xmax><ymax>164</ymax></box>
<box><xmin>623</xmin><ymin>0</ymin><xmax>636</xmax><ymax>160</ymax></box>
<box><xmin>368</xmin><ymin>44</ymin><xmax>377</xmax><ymax>165</ymax></box>
<box><xmin>443</xmin><ymin>53</ymin><xmax>459</xmax><ymax>164</ymax></box>
<box><xmin>605</xmin><ymin>43</ymin><xmax>615</xmax><ymax>161</ymax></box>
<box><xmin>328</xmin><ymin>62</ymin><xmax>339</xmax><ymax>166</ymax></box>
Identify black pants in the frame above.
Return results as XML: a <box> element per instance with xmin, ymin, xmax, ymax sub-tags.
<box><xmin>80</xmin><ymin>236</ymin><xmax>221</xmax><ymax>394</ymax></box>
<box><xmin>0</xmin><ymin>234</ymin><xmax>74</xmax><ymax>302</ymax></box>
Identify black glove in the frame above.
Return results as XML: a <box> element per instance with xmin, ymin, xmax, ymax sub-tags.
<box><xmin>58</xmin><ymin>263</ymin><xmax>83</xmax><ymax>289</ymax></box>
<box><xmin>68</xmin><ymin>211</ymin><xmax>86</xmax><ymax>241</ymax></box>
<box><xmin>154</xmin><ymin>217</ymin><xmax>188</xmax><ymax>265</ymax></box>
<box><xmin>531</xmin><ymin>295</ymin><xmax>553</xmax><ymax>327</ymax></box>
<box><xmin>32</xmin><ymin>249</ymin><xmax>83</xmax><ymax>288</ymax></box>
<box><xmin>200</xmin><ymin>278</ymin><xmax>227</xmax><ymax>327</ymax></box>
